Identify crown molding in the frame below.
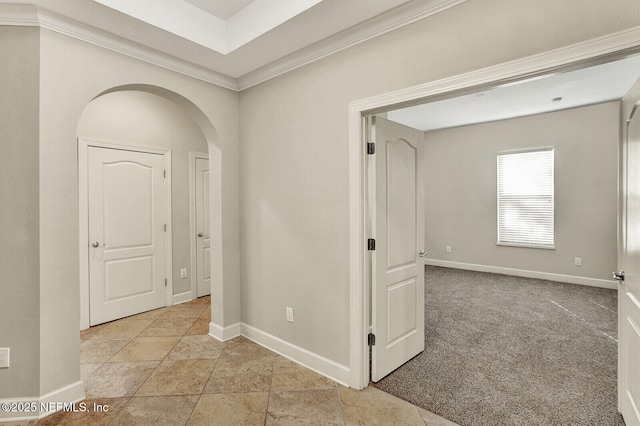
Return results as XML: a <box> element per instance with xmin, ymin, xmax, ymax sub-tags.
<box><xmin>0</xmin><ymin>3</ymin><xmax>240</xmax><ymax>91</ymax></box>
<box><xmin>236</xmin><ymin>0</ymin><xmax>468</xmax><ymax>90</ymax></box>
<box><xmin>0</xmin><ymin>1</ymin><xmax>468</xmax><ymax>93</ymax></box>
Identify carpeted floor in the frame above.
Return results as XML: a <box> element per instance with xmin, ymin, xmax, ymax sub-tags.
<box><xmin>373</xmin><ymin>265</ymin><xmax>624</xmax><ymax>426</ymax></box>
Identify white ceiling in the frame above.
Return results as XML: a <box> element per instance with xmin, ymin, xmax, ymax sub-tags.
<box><xmin>387</xmin><ymin>54</ymin><xmax>640</xmax><ymax>132</ymax></box>
<box><xmin>185</xmin><ymin>0</ymin><xmax>255</xmax><ymax>20</ymax></box>
<box><xmin>92</xmin><ymin>0</ymin><xmax>326</xmax><ymax>54</ymax></box>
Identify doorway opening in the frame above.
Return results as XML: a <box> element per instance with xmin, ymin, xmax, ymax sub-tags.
<box><xmin>77</xmin><ymin>86</ymin><xmax>221</xmax><ymax>329</ymax></box>
<box><xmin>349</xmin><ymin>30</ymin><xmax>640</xmax><ymax>424</ymax></box>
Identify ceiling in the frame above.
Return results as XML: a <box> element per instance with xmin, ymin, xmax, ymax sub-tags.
<box><xmin>1</xmin><ymin>0</ymin><xmax>465</xmax><ymax>88</ymax></box>
<box><xmin>387</xmin><ymin>54</ymin><xmax>640</xmax><ymax>132</ymax></box>
<box><xmin>185</xmin><ymin>0</ymin><xmax>255</xmax><ymax>20</ymax></box>
<box><xmin>2</xmin><ymin>0</ymin><xmax>639</xmax><ymax>124</ymax></box>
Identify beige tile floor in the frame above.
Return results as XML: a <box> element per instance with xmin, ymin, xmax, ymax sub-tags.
<box><xmin>10</xmin><ymin>296</ymin><xmax>458</xmax><ymax>425</ymax></box>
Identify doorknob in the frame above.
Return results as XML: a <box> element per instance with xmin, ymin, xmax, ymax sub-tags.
<box><xmin>197</xmin><ymin>232</ymin><xmax>209</xmax><ymax>238</ymax></box>
<box><xmin>91</xmin><ymin>241</ymin><xmax>105</xmax><ymax>248</ymax></box>
<box><xmin>612</xmin><ymin>270</ymin><xmax>625</xmax><ymax>281</ymax></box>
<box><xmin>418</xmin><ymin>250</ymin><xmax>427</xmax><ymax>258</ymax></box>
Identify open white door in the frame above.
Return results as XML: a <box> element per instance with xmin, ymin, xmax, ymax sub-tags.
<box><xmin>88</xmin><ymin>146</ymin><xmax>167</xmax><ymax>325</ymax></box>
<box><xmin>195</xmin><ymin>157</ymin><xmax>211</xmax><ymax>297</ymax></box>
<box><xmin>370</xmin><ymin>116</ymin><xmax>425</xmax><ymax>382</ymax></box>
<box><xmin>618</xmin><ymin>84</ymin><xmax>640</xmax><ymax>426</ymax></box>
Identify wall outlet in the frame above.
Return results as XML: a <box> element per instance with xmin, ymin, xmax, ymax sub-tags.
<box><xmin>180</xmin><ymin>268</ymin><xmax>188</xmax><ymax>278</ymax></box>
<box><xmin>446</xmin><ymin>246</ymin><xmax>452</xmax><ymax>253</ymax></box>
<box><xmin>286</xmin><ymin>307</ymin><xmax>294</xmax><ymax>323</ymax></box>
<box><xmin>574</xmin><ymin>257</ymin><xmax>582</xmax><ymax>266</ymax></box>
<box><xmin>0</xmin><ymin>348</ymin><xmax>9</xmax><ymax>368</ymax></box>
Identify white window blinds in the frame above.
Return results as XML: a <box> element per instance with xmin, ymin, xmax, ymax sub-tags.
<box><xmin>497</xmin><ymin>149</ymin><xmax>554</xmax><ymax>248</ymax></box>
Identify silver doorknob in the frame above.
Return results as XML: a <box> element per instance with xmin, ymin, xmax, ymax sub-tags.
<box><xmin>92</xmin><ymin>241</ymin><xmax>105</xmax><ymax>248</ymax></box>
<box><xmin>612</xmin><ymin>270</ymin><xmax>625</xmax><ymax>281</ymax></box>
<box><xmin>197</xmin><ymin>232</ymin><xmax>209</xmax><ymax>238</ymax></box>
<box><xmin>418</xmin><ymin>250</ymin><xmax>427</xmax><ymax>258</ymax></box>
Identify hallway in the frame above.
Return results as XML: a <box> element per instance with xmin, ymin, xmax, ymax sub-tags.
<box><xmin>10</xmin><ymin>297</ymin><xmax>455</xmax><ymax>425</ymax></box>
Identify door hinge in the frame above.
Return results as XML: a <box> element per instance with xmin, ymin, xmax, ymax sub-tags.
<box><xmin>163</xmin><ymin>169</ymin><xmax>166</xmax><ymax>178</ymax></box>
<box><xmin>368</xmin><ymin>238</ymin><xmax>376</xmax><ymax>251</ymax></box>
<box><xmin>368</xmin><ymin>332</ymin><xmax>376</xmax><ymax>346</ymax></box>
<box><xmin>164</xmin><ymin>278</ymin><xmax>167</xmax><ymax>287</ymax></box>
<box><xmin>367</xmin><ymin>142</ymin><xmax>375</xmax><ymax>155</ymax></box>
<box><xmin>164</xmin><ymin>224</ymin><xmax>167</xmax><ymax>232</ymax></box>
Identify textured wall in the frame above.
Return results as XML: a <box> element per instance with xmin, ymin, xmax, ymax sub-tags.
<box><xmin>239</xmin><ymin>0</ymin><xmax>640</xmax><ymax>367</ymax></box>
<box><xmin>424</xmin><ymin>102</ymin><xmax>619</xmax><ymax>281</ymax></box>
<box><xmin>0</xmin><ymin>26</ymin><xmax>40</xmax><ymax>399</ymax></box>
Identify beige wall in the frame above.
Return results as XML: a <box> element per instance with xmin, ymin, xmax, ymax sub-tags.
<box><xmin>0</xmin><ymin>26</ymin><xmax>40</xmax><ymax>399</ymax></box>
<box><xmin>2</xmin><ymin>0</ymin><xmax>640</xmax><ymax>402</ymax></box>
<box><xmin>423</xmin><ymin>102</ymin><xmax>620</xmax><ymax>281</ymax></box>
<box><xmin>0</xmin><ymin>26</ymin><xmax>240</xmax><ymax>400</ymax></box>
<box><xmin>77</xmin><ymin>90</ymin><xmax>208</xmax><ymax>296</ymax></box>
<box><xmin>239</xmin><ymin>0</ymin><xmax>640</xmax><ymax>368</ymax></box>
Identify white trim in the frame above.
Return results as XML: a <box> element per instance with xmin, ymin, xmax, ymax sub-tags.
<box><xmin>78</xmin><ymin>137</ymin><xmax>173</xmax><ymax>329</ymax></box>
<box><xmin>425</xmin><ymin>260</ymin><xmax>618</xmax><ymax>290</ymax></box>
<box><xmin>189</xmin><ymin>152</ymin><xmax>210</xmax><ymax>301</ymax></box>
<box><xmin>348</xmin><ymin>26</ymin><xmax>640</xmax><ymax>389</ymax></box>
<box><xmin>208</xmin><ymin>321</ymin><xmax>241</xmax><ymax>342</ymax></box>
<box><xmin>241</xmin><ymin>323</ymin><xmax>350</xmax><ymax>387</ymax></box>
<box><xmin>0</xmin><ymin>0</ymin><xmax>467</xmax><ymax>92</ymax></box>
<box><xmin>0</xmin><ymin>4</ymin><xmax>237</xmax><ymax>91</ymax></box>
<box><xmin>0</xmin><ymin>381</ymin><xmax>84</xmax><ymax>422</ymax></box>
<box><xmin>172</xmin><ymin>291</ymin><xmax>193</xmax><ymax>305</ymax></box>
<box><xmin>236</xmin><ymin>0</ymin><xmax>466</xmax><ymax>90</ymax></box>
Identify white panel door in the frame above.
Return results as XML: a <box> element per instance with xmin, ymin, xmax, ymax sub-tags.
<box><xmin>88</xmin><ymin>146</ymin><xmax>166</xmax><ymax>325</ymax></box>
<box><xmin>619</xmin><ymin>89</ymin><xmax>640</xmax><ymax>426</ymax></box>
<box><xmin>371</xmin><ymin>116</ymin><xmax>425</xmax><ymax>382</ymax></box>
<box><xmin>195</xmin><ymin>157</ymin><xmax>211</xmax><ymax>297</ymax></box>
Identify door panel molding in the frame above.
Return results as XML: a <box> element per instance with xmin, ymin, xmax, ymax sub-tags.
<box><xmin>79</xmin><ymin>137</ymin><xmax>173</xmax><ymax>330</ymax></box>
<box><xmin>370</xmin><ymin>116</ymin><xmax>425</xmax><ymax>382</ymax></box>
<box><xmin>189</xmin><ymin>151</ymin><xmax>210</xmax><ymax>300</ymax></box>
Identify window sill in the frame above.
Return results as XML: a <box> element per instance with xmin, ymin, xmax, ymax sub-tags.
<box><xmin>496</xmin><ymin>242</ymin><xmax>555</xmax><ymax>250</ymax></box>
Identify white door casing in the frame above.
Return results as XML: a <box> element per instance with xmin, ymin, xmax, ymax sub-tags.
<box><xmin>619</xmin><ymin>87</ymin><xmax>640</xmax><ymax>426</ymax></box>
<box><xmin>195</xmin><ymin>156</ymin><xmax>212</xmax><ymax>297</ymax></box>
<box><xmin>370</xmin><ymin>116</ymin><xmax>425</xmax><ymax>382</ymax></box>
<box><xmin>87</xmin><ymin>144</ymin><xmax>170</xmax><ymax>326</ymax></box>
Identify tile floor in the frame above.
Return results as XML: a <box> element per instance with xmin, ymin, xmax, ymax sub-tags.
<box><xmin>9</xmin><ymin>296</ymin><xmax>458</xmax><ymax>425</ymax></box>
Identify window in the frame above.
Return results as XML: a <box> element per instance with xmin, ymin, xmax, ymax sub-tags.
<box><xmin>497</xmin><ymin>149</ymin><xmax>554</xmax><ymax>248</ymax></box>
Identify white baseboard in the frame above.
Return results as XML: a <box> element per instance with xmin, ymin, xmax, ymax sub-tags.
<box><xmin>172</xmin><ymin>291</ymin><xmax>193</xmax><ymax>305</ymax></box>
<box><xmin>208</xmin><ymin>321</ymin><xmax>241</xmax><ymax>342</ymax></box>
<box><xmin>425</xmin><ymin>259</ymin><xmax>617</xmax><ymax>290</ymax></box>
<box><xmin>241</xmin><ymin>323</ymin><xmax>350</xmax><ymax>387</ymax></box>
<box><xmin>0</xmin><ymin>380</ymin><xmax>85</xmax><ymax>422</ymax></box>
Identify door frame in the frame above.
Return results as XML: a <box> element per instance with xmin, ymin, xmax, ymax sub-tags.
<box><xmin>189</xmin><ymin>151</ymin><xmax>210</xmax><ymax>301</ymax></box>
<box><xmin>348</xmin><ymin>26</ymin><xmax>640</xmax><ymax>390</ymax></box>
<box><xmin>79</xmin><ymin>138</ymin><xmax>173</xmax><ymax>330</ymax></box>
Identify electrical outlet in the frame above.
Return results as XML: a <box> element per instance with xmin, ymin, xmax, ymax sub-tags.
<box><xmin>574</xmin><ymin>257</ymin><xmax>582</xmax><ymax>266</ymax></box>
<box><xmin>0</xmin><ymin>348</ymin><xmax>9</xmax><ymax>368</ymax></box>
<box><xmin>286</xmin><ymin>307</ymin><xmax>294</xmax><ymax>323</ymax></box>
<box><xmin>446</xmin><ymin>246</ymin><xmax>452</xmax><ymax>253</ymax></box>
<box><xmin>180</xmin><ymin>268</ymin><xmax>188</xmax><ymax>279</ymax></box>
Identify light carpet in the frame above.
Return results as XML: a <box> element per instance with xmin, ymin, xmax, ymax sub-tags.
<box><xmin>373</xmin><ymin>266</ymin><xmax>624</xmax><ymax>426</ymax></box>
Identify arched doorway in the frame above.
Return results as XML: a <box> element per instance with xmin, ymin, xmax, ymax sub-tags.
<box><xmin>76</xmin><ymin>85</ymin><xmax>223</xmax><ymax>330</ymax></box>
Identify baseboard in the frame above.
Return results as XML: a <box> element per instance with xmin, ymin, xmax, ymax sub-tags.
<box><xmin>241</xmin><ymin>323</ymin><xmax>350</xmax><ymax>387</ymax></box>
<box><xmin>208</xmin><ymin>321</ymin><xmax>241</xmax><ymax>342</ymax></box>
<box><xmin>172</xmin><ymin>291</ymin><xmax>193</xmax><ymax>305</ymax></box>
<box><xmin>425</xmin><ymin>260</ymin><xmax>617</xmax><ymax>290</ymax></box>
<box><xmin>0</xmin><ymin>380</ymin><xmax>85</xmax><ymax>422</ymax></box>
